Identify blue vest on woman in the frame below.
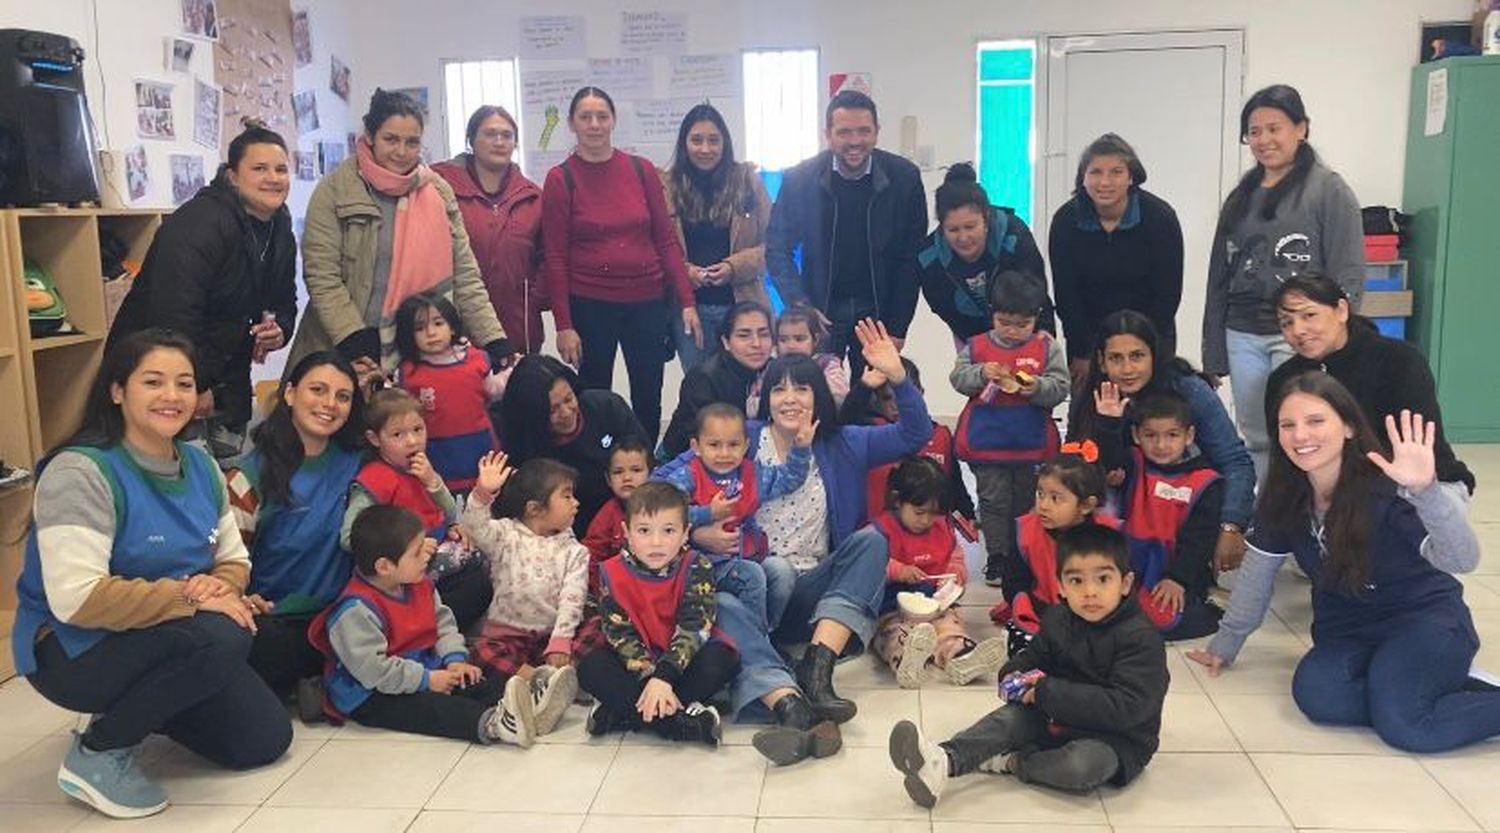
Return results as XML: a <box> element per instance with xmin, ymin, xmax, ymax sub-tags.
<box><xmin>12</xmin><ymin>442</ymin><xmax>222</xmax><ymax>675</ymax></box>
<box><xmin>244</xmin><ymin>445</ymin><xmax>363</xmax><ymax>615</ymax></box>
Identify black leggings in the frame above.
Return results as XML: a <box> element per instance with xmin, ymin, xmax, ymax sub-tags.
<box><xmin>578</xmin><ymin>642</ymin><xmax>739</xmax><ymax>721</ymax></box>
<box><xmin>435</xmin><ymin>561</ymin><xmax>495</xmax><ymax>634</ymax></box>
<box><xmin>28</xmin><ymin>613</ymin><xmax>291</xmax><ymax>769</ymax></box>
<box><xmin>571</xmin><ymin>295</ymin><xmax>670</xmax><ymax>447</ymax></box>
<box><xmin>348</xmin><ymin>674</ymin><xmax>507</xmax><ymax>743</ymax></box>
<box><xmin>248</xmin><ymin>612</ymin><xmax>322</xmax><ymax>694</ymax></box>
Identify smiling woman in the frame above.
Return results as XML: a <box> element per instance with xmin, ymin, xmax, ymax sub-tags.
<box><xmin>107</xmin><ymin>121</ymin><xmax>299</xmax><ymax>459</ymax></box>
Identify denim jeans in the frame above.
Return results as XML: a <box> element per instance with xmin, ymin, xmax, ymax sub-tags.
<box><xmin>715</xmin><ymin>590</ymin><xmax>797</xmax><ymax>717</ymax></box>
<box><xmin>1291</xmin><ymin>620</ymin><xmax>1500</xmax><ymax>753</ymax></box>
<box><xmin>772</xmin><ymin>526</ymin><xmax>890</xmax><ymax>654</ymax></box>
<box><xmin>676</xmin><ymin>301</ymin><xmax>732</xmax><ymax>373</ymax></box>
<box><xmin>1225</xmin><ymin>328</ymin><xmax>1295</xmax><ymax>485</ymax></box>
<box><xmin>714</xmin><ymin>557</ymin><xmax>768</xmax><ymax>633</ymax></box>
<box><xmin>762</xmin><ymin>555</ymin><xmax>797</xmax><ymax>631</ymax></box>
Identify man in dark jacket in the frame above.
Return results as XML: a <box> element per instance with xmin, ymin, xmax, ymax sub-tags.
<box><xmin>108</xmin><ymin>166</ymin><xmax>298</xmax><ymax>449</ymax></box>
<box><xmin>890</xmin><ymin>524</ymin><xmax>1167</xmax><ymax>804</ymax></box>
<box><xmin>765</xmin><ymin>90</ymin><xmax>927</xmax><ymax>373</ymax></box>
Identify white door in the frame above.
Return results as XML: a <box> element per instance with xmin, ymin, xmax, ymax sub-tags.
<box><xmin>1040</xmin><ymin>30</ymin><xmax>1244</xmax><ymax>372</ymax></box>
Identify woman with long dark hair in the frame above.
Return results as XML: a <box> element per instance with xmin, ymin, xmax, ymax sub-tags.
<box><xmin>541</xmin><ymin>86</ymin><xmax>701</xmax><ymax>445</ymax></box>
<box><xmin>13</xmin><ymin>330</ymin><xmax>290</xmax><ymax>818</ymax></box>
<box><xmin>1202</xmin><ymin>84</ymin><xmax>1365</xmax><ymax>483</ymax></box>
<box><xmin>432</xmin><ymin>105</ymin><xmax>547</xmax><ymax>354</ymax></box>
<box><xmin>289</xmin><ymin>89</ymin><xmax>513</xmax><ymax>382</ymax></box>
<box><xmin>223</xmin><ymin>352</ymin><xmax>365</xmax><ymax>706</ymax></box>
<box><xmin>108</xmin><ymin>121</ymin><xmax>297</xmax><ymax>459</ymax></box>
<box><xmin>663</xmin><ymin>102</ymin><xmax>773</xmax><ymax>370</ymax></box>
<box><xmin>499</xmin><ymin>353</ymin><xmax>647</xmax><ymax>536</ymax></box>
<box><xmin>1069</xmin><ymin>310</ymin><xmax>1255</xmax><ymax>571</ymax></box>
<box><xmin>1188</xmin><ymin>373</ymin><xmax>1499</xmax><ymax>752</ymax></box>
<box><xmin>1049</xmin><ymin>133</ymin><xmax>1183</xmax><ymax>387</ymax></box>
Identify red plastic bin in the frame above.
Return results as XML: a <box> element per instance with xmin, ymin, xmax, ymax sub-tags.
<box><xmin>1364</xmin><ymin>234</ymin><xmax>1399</xmax><ymax>263</ymax></box>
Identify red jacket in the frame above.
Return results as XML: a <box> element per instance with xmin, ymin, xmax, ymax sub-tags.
<box><xmin>432</xmin><ymin>156</ymin><xmax>546</xmax><ymax>353</ymax></box>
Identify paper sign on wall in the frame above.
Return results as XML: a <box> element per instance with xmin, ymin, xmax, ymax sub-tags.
<box><xmin>620</xmin><ymin>11</ymin><xmax>687</xmax><ymax>56</ymax></box>
<box><xmin>521</xmin><ymin>15</ymin><xmax>586</xmax><ymax>60</ymax></box>
<box><xmin>588</xmin><ymin>57</ymin><xmax>654</xmax><ymax>100</ymax></box>
<box><xmin>1424</xmin><ymin>67</ymin><xmax>1447</xmax><ymax>137</ymax></box>
<box><xmin>668</xmin><ymin>54</ymin><xmax>738</xmax><ymax>99</ymax></box>
<box><xmin>828</xmin><ymin>72</ymin><xmax>872</xmax><ymax>98</ymax></box>
<box><xmin>522</xmin><ymin>68</ymin><xmax>587</xmax><ymax>152</ymax></box>
<box><xmin>628</xmin><ymin>98</ymin><xmax>696</xmax><ymax>145</ymax></box>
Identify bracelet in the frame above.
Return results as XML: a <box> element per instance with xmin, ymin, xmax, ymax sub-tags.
<box><xmin>1219</xmin><ymin>523</ymin><xmax>1243</xmax><ymax>535</ymax></box>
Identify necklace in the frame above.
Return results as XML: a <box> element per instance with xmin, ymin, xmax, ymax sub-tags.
<box><xmin>248</xmin><ymin>222</ymin><xmax>272</xmax><ymax>262</ymax></box>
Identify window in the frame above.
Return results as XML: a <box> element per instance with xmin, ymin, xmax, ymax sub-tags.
<box><xmin>441</xmin><ymin>58</ymin><xmax>520</xmax><ymax>164</ymax></box>
<box><xmin>741</xmin><ymin>48</ymin><xmax>819</xmax><ymax>175</ymax></box>
<box><xmin>975</xmin><ymin>40</ymin><xmax>1037</xmax><ymax>224</ymax></box>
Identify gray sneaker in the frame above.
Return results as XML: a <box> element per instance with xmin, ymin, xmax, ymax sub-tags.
<box><xmin>528</xmin><ymin>665</ymin><xmax>578</xmax><ymax>736</ymax></box>
<box><xmin>58</xmin><ymin>731</ymin><xmax>168</xmax><ymax>818</ymax></box>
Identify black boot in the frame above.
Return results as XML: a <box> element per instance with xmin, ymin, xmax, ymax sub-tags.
<box><xmin>752</xmin><ymin>693</ymin><xmax>843</xmax><ymax>766</ymax></box>
<box><xmin>794</xmin><ymin>643</ymin><xmax>857</xmax><ymax>724</ymax></box>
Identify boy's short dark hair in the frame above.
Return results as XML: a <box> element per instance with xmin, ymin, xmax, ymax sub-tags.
<box><xmin>623</xmin><ymin>481</ymin><xmax>690</xmax><ymax>526</ymax></box>
<box><xmin>1130</xmin><ymin>391</ymin><xmax>1193</xmax><ymax>429</ymax></box>
<box><xmin>607</xmin><ymin>435</ymin><xmax>654</xmax><ymax>468</ymax></box>
<box><xmin>694</xmin><ymin>402</ymin><xmax>746</xmax><ymax>438</ymax></box>
<box><xmin>885</xmin><ymin>456</ymin><xmax>950</xmax><ymax>511</ymax></box>
<box><xmin>1055</xmin><ymin>523</ymin><xmax>1131</xmax><ymax>577</ymax></box>
<box><xmin>350</xmin><ymin>505</ymin><xmax>424</xmax><ymax>576</ymax></box>
<box><xmin>988</xmin><ymin>270</ymin><xmax>1046</xmax><ymax>317</ymax></box>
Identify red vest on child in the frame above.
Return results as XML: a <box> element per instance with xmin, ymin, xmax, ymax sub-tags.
<box><xmin>1015</xmin><ymin>511</ymin><xmax>1121</xmax><ymax>607</ymax></box>
<box><xmin>688</xmin><ymin>457</ymin><xmax>767</xmax><ymax>557</ymax></box>
<box><xmin>582</xmin><ymin>497</ymin><xmax>627</xmax><ymax>596</ymax></box>
<box><xmin>356</xmin><ymin>460</ymin><xmax>447</xmax><ymax>534</ymax></box>
<box><xmin>866</xmin><ymin>421</ymin><xmax>955</xmax><ymax>519</ymax></box>
<box><xmin>307</xmin><ymin>574</ymin><xmax>440</xmax><ymax>718</ymax></box>
<box><xmin>398</xmin><ymin>346</ymin><xmax>498</xmax><ymax>491</ymax></box>
<box><xmin>599</xmin><ymin>554</ymin><xmax>695</xmax><ymax>657</ymax></box>
<box><xmin>1123</xmin><ymin>448</ymin><xmax>1221</xmax><ymax>630</ymax></box>
<box><xmin>954</xmin><ymin>332</ymin><xmax>1059</xmax><ymax>463</ymax></box>
<box><xmin>873</xmin><ymin>511</ymin><xmax>959</xmax><ymax>576</ymax></box>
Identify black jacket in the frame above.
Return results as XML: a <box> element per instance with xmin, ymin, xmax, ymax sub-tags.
<box><xmin>547</xmin><ymin>389</ymin><xmax>648</xmax><ymax>538</ymax></box>
<box><xmin>1049</xmin><ymin>189</ymin><xmax>1184</xmax><ymax>360</ymax></box>
<box><xmin>765</xmin><ymin>149</ymin><xmax>928</xmax><ymax>337</ymax></box>
<box><xmin>1001</xmin><ymin>596</ymin><xmax>1168</xmax><ymax>786</ymax></box>
<box><xmin>108</xmin><ymin>176</ymin><xmax>297</xmax><ymax>426</ymax></box>
<box><xmin>660</xmin><ymin>350</ymin><xmax>762</xmax><ymax>458</ymax></box>
<box><xmin>1265</xmin><ymin>317</ymin><xmax>1475</xmax><ymax>493</ymax></box>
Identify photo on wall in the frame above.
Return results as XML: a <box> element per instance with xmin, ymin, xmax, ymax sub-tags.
<box><xmin>170</xmin><ymin>154</ymin><xmax>205</xmax><ymax>205</ymax></box>
<box><xmin>134</xmin><ymin>79</ymin><xmax>176</xmax><ymax>140</ymax></box>
<box><xmin>193</xmin><ymin>79</ymin><xmax>221</xmax><ymax>150</ymax></box>
<box><xmin>330</xmin><ymin>55</ymin><xmax>351</xmax><ymax>103</ymax></box>
<box><xmin>180</xmin><ymin>0</ymin><xmax>219</xmax><ymax>40</ymax></box>
<box><xmin>292</xmin><ymin>10</ymin><xmax>313</xmax><ymax>66</ymax></box>
<box><xmin>165</xmin><ymin>37</ymin><xmax>195</xmax><ymax>73</ymax></box>
<box><xmin>293</xmin><ymin>89</ymin><xmax>319</xmax><ymax>133</ymax></box>
<box><xmin>319</xmin><ymin>140</ymin><xmax>347</xmax><ymax>174</ymax></box>
<box><xmin>293</xmin><ymin>150</ymin><xmax>317</xmax><ymax>181</ymax></box>
<box><xmin>124</xmin><ymin>145</ymin><xmax>150</xmax><ymax>202</ymax></box>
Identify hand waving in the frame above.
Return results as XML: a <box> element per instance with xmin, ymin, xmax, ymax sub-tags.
<box><xmin>1094</xmin><ymin>381</ymin><xmax>1129</xmax><ymax>419</ymax></box>
<box><xmin>1367</xmin><ymin>410</ymin><xmax>1437</xmax><ymax>494</ymax></box>
<box><xmin>854</xmin><ymin>319</ymin><xmax>905</xmax><ymax>384</ymax></box>
<box><xmin>474</xmin><ymin>451</ymin><xmax>513</xmax><ymax>500</ymax></box>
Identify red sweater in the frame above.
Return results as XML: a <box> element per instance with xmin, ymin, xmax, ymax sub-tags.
<box><xmin>541</xmin><ymin>152</ymin><xmax>694</xmax><ymax>331</ymax></box>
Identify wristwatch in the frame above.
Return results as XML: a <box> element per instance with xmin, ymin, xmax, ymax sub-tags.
<box><xmin>1220</xmin><ymin>522</ymin><xmax>1243</xmax><ymax>535</ymax></box>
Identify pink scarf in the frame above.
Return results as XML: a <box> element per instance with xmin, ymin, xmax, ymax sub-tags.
<box><xmin>356</xmin><ymin>137</ymin><xmax>454</xmax><ymax>318</ymax></box>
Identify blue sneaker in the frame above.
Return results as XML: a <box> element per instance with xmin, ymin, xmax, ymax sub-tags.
<box><xmin>58</xmin><ymin>731</ymin><xmax>168</xmax><ymax>818</ymax></box>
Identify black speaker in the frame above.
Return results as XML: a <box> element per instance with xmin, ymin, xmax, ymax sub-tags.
<box><xmin>0</xmin><ymin>29</ymin><xmax>100</xmax><ymax>206</ymax></box>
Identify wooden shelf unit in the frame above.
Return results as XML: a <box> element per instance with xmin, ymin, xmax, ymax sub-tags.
<box><xmin>0</xmin><ymin>207</ymin><xmax>165</xmax><ymax>681</ymax></box>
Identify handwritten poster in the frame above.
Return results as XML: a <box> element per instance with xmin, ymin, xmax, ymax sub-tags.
<box><xmin>520</xmin><ymin>15</ymin><xmax>586</xmax><ymax>60</ymax></box>
<box><xmin>522</xmin><ymin>68</ymin><xmax>586</xmax><ymax>153</ymax></box>
<box><xmin>668</xmin><ymin>54</ymin><xmax>738</xmax><ymax>99</ymax></box>
<box><xmin>628</xmin><ymin>98</ymin><xmax>696</xmax><ymax>145</ymax></box>
<box><xmin>620</xmin><ymin>11</ymin><xmax>687</xmax><ymax>56</ymax></box>
<box><xmin>588</xmin><ymin>57</ymin><xmax>654</xmax><ymax>100</ymax></box>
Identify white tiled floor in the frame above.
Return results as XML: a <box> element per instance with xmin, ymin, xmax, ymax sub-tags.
<box><xmin>4</xmin><ymin>445</ymin><xmax>1500</xmax><ymax>832</ymax></box>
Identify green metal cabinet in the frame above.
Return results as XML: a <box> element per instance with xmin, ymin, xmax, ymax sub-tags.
<box><xmin>1403</xmin><ymin>56</ymin><xmax>1500</xmax><ymax>442</ymax></box>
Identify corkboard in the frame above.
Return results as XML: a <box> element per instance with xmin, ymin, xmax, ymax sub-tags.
<box><xmin>212</xmin><ymin>0</ymin><xmax>296</xmax><ymax>153</ymax></box>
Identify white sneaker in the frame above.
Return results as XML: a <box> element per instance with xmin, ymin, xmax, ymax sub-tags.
<box><xmin>895</xmin><ymin>623</ymin><xmax>937</xmax><ymax>689</ymax></box>
<box><xmin>529</xmin><ymin>665</ymin><xmax>578</xmax><ymax>736</ymax></box>
<box><xmin>944</xmin><ymin>637</ymin><xmax>1009</xmax><ymax>686</ymax></box>
<box><xmin>484</xmin><ymin>676</ymin><xmax>536</xmax><ymax>747</ymax></box>
<box><xmin>888</xmin><ymin>719</ymin><xmax>948</xmax><ymax>808</ymax></box>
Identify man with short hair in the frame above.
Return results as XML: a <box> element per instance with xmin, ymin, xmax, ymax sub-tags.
<box><xmin>766</xmin><ymin>91</ymin><xmax>928</xmax><ymax>371</ymax></box>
